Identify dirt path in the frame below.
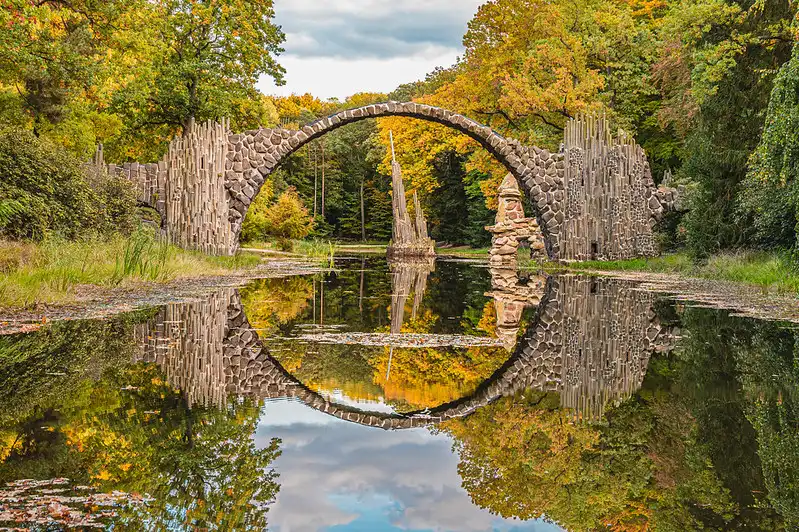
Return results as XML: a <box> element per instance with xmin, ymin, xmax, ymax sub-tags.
<box><xmin>0</xmin><ymin>259</ymin><xmax>325</xmax><ymax>336</ymax></box>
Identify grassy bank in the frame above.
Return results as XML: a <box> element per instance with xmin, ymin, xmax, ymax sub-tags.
<box><xmin>435</xmin><ymin>246</ymin><xmax>490</xmax><ymax>258</ymax></box>
<box><xmin>0</xmin><ymin>233</ymin><xmax>261</xmax><ymax>307</ymax></box>
<box><xmin>526</xmin><ymin>251</ymin><xmax>799</xmax><ymax>294</ymax></box>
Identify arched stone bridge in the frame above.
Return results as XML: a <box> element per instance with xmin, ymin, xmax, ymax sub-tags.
<box><xmin>98</xmin><ymin>103</ymin><xmax>678</xmax><ymax>261</ymax></box>
<box><xmin>225</xmin><ymin>102</ymin><xmax>567</xmax><ymax>258</ymax></box>
<box><xmin>136</xmin><ymin>275</ymin><xmax>675</xmax><ymax>428</ymax></box>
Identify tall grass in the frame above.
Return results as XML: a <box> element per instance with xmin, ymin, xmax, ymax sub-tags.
<box><xmin>292</xmin><ymin>239</ymin><xmax>335</xmax><ymax>265</ymax></box>
<box><xmin>0</xmin><ymin>232</ymin><xmax>261</xmax><ymax>308</ymax></box>
<box><xmin>113</xmin><ymin>227</ymin><xmax>171</xmax><ymax>284</ymax></box>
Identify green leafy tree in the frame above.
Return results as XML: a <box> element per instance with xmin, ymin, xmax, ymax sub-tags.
<box><xmin>0</xmin><ymin>1</ymin><xmax>124</xmax><ymax>135</ymax></box>
<box><xmin>744</xmin><ymin>42</ymin><xmax>799</xmax><ymax>249</ymax></box>
<box><xmin>264</xmin><ymin>187</ymin><xmax>314</xmax><ymax>240</ymax></box>
<box><xmin>112</xmin><ymin>0</ymin><xmax>285</xmax><ymax>157</ymax></box>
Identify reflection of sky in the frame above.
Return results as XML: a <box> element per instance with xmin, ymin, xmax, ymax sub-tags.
<box><xmin>256</xmin><ymin>399</ymin><xmax>563</xmax><ymax>532</ymax></box>
<box><xmin>316</xmin><ymin>389</ymin><xmax>398</xmax><ymax>414</ymax></box>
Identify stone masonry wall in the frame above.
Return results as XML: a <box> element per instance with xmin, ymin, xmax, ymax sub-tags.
<box><xmin>92</xmin><ymin>119</ymin><xmax>233</xmax><ymax>255</ymax></box>
<box><xmin>560</xmin><ymin>115</ymin><xmax>677</xmax><ymax>261</ymax></box>
<box><xmin>98</xmin><ymin>104</ymin><xmax>679</xmax><ymax>261</ymax></box>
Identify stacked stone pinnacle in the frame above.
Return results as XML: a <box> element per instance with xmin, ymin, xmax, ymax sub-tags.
<box><xmin>486</xmin><ymin>174</ymin><xmax>547</xmax><ymax>269</ymax></box>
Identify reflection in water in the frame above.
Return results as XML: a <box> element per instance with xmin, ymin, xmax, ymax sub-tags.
<box><xmin>2</xmin><ymin>259</ymin><xmax>799</xmax><ymax>530</ymax></box>
<box><xmin>137</xmin><ymin>272</ymin><xmax>673</xmax><ymax>426</ymax></box>
<box><xmin>0</xmin><ymin>315</ymin><xmax>280</xmax><ymax>530</ymax></box>
<box><xmin>388</xmin><ymin>257</ymin><xmax>436</xmax><ymax>334</ymax></box>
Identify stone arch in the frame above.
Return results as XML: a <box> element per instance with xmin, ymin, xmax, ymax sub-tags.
<box><xmin>225</xmin><ymin>102</ymin><xmax>566</xmax><ymax>258</ymax></box>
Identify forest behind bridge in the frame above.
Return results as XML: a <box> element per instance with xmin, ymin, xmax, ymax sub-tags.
<box><xmin>2</xmin><ymin>0</ymin><xmax>799</xmax><ymax>264</ymax></box>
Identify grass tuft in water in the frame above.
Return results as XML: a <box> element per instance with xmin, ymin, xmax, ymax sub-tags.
<box><xmin>292</xmin><ymin>239</ymin><xmax>335</xmax><ymax>266</ymax></box>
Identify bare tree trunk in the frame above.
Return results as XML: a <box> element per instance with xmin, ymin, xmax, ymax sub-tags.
<box><xmin>360</xmin><ymin>177</ymin><xmax>366</xmax><ymax>241</ymax></box>
<box><xmin>314</xmin><ymin>145</ymin><xmax>319</xmax><ymax>220</ymax></box>
<box><xmin>321</xmin><ymin>141</ymin><xmax>326</xmax><ymax>219</ymax></box>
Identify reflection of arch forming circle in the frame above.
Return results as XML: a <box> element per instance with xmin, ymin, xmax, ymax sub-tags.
<box><xmin>137</xmin><ymin>277</ymin><xmax>674</xmax><ymax>429</ymax></box>
<box><xmin>226</xmin><ymin>102</ymin><xmax>566</xmax><ymax>258</ymax></box>
<box><xmin>221</xmin><ymin>276</ymin><xmax>673</xmax><ymax>429</ymax></box>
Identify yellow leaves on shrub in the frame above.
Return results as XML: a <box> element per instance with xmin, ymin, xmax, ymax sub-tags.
<box><xmin>263</xmin><ymin>187</ymin><xmax>314</xmax><ymax>240</ymax></box>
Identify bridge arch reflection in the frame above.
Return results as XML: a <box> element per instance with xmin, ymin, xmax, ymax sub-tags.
<box><xmin>136</xmin><ymin>274</ymin><xmax>674</xmax><ymax>428</ymax></box>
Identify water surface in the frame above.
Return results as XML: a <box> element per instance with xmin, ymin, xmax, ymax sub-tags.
<box><xmin>1</xmin><ymin>256</ymin><xmax>797</xmax><ymax>530</ymax></box>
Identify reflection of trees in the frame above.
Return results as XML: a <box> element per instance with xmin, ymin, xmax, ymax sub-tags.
<box><xmin>0</xmin><ymin>314</ymin><xmax>147</xmax><ymax>426</ymax></box>
<box><xmin>444</xmin><ymin>391</ymin><xmax>598</xmax><ymax>522</ymax></box>
<box><xmin>445</xmin><ymin>304</ymin><xmax>797</xmax><ymax>530</ymax></box>
<box><xmin>251</xmin><ymin>260</ymin><xmax>511</xmax><ymax>411</ymax></box>
<box><xmin>373</xmin><ymin>307</ymin><xmax>509</xmax><ymax>410</ymax></box>
<box><xmin>239</xmin><ymin>277</ymin><xmax>314</xmax><ymax>335</ymax></box>
<box><xmin>0</xmin><ymin>319</ymin><xmax>281</xmax><ymax>530</ymax></box>
<box><xmin>727</xmin><ymin>316</ymin><xmax>799</xmax><ymax>527</ymax></box>
<box><xmin>368</xmin><ymin>261</ymin><xmax>511</xmax><ymax>410</ymax></box>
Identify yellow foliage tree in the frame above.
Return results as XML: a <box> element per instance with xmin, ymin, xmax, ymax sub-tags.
<box><xmin>376</xmin><ymin>0</ymin><xmax>660</xmax><ymax>210</ymax></box>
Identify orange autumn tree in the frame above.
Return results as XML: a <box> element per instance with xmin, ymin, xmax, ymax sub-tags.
<box><xmin>377</xmin><ymin>0</ymin><xmax>662</xmax><ymax>210</ymax></box>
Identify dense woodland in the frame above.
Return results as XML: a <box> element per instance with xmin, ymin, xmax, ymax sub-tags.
<box><xmin>2</xmin><ymin>0</ymin><xmax>799</xmax><ymax>254</ymax></box>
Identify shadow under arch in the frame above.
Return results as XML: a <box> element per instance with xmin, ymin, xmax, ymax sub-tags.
<box><xmin>226</xmin><ymin>102</ymin><xmax>566</xmax><ymax>257</ymax></box>
<box><xmin>136</xmin><ymin>275</ymin><xmax>675</xmax><ymax>429</ymax></box>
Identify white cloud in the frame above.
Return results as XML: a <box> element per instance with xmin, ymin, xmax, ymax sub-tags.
<box><xmin>258</xmin><ymin>52</ymin><xmax>461</xmax><ymax>101</ymax></box>
<box><xmin>256</xmin><ymin>399</ymin><xmax>563</xmax><ymax>532</ymax></box>
<box><xmin>257</xmin><ymin>0</ymin><xmax>485</xmax><ymax>99</ymax></box>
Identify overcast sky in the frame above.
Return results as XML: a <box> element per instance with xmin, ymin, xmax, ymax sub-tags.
<box><xmin>257</xmin><ymin>399</ymin><xmax>562</xmax><ymax>531</ymax></box>
<box><xmin>257</xmin><ymin>0</ymin><xmax>485</xmax><ymax>101</ymax></box>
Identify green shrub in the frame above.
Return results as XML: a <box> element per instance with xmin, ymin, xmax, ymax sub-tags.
<box><xmin>241</xmin><ymin>182</ymin><xmax>273</xmax><ymax>243</ymax></box>
<box><xmin>94</xmin><ymin>171</ymin><xmax>139</xmax><ymax>236</ymax></box>
<box><xmin>0</xmin><ymin>128</ymin><xmax>137</xmax><ymax>241</ymax></box>
<box><xmin>242</xmin><ymin>185</ymin><xmax>314</xmax><ymax>244</ymax></box>
<box><xmin>264</xmin><ymin>187</ymin><xmax>314</xmax><ymax>240</ymax></box>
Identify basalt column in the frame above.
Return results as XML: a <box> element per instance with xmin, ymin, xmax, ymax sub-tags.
<box><xmin>386</xmin><ymin>137</ymin><xmax>436</xmax><ymax>259</ymax></box>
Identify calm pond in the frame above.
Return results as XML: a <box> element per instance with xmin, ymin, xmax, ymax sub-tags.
<box><xmin>1</xmin><ymin>256</ymin><xmax>798</xmax><ymax>531</ymax></box>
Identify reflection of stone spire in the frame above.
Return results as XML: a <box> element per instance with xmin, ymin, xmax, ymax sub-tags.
<box><xmin>389</xmin><ymin>258</ymin><xmax>435</xmax><ymax>334</ymax></box>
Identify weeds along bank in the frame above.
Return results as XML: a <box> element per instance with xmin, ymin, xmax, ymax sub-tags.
<box><xmin>0</xmin><ymin>130</ymin><xmax>263</xmax><ymax>308</ymax></box>
<box><xmin>0</xmin><ymin>233</ymin><xmax>261</xmax><ymax>308</ymax></box>
<box><xmin>523</xmin><ymin>251</ymin><xmax>799</xmax><ymax>295</ymax></box>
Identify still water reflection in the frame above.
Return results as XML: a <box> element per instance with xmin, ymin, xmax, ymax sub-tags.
<box><xmin>1</xmin><ymin>257</ymin><xmax>798</xmax><ymax>530</ymax></box>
